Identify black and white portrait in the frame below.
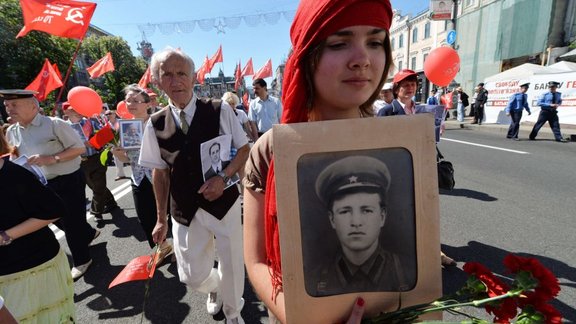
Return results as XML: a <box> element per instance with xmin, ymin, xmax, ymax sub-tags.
<box><xmin>298</xmin><ymin>148</ymin><xmax>417</xmax><ymax>297</ymax></box>
<box><xmin>200</xmin><ymin>135</ymin><xmax>240</xmax><ymax>188</ymax></box>
<box><xmin>119</xmin><ymin>119</ymin><xmax>143</xmax><ymax>149</ymax></box>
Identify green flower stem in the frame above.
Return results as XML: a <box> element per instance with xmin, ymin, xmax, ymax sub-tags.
<box><xmin>420</xmin><ymin>290</ymin><xmax>522</xmax><ymax>315</ymax></box>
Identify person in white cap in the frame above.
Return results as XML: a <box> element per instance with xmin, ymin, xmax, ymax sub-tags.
<box><xmin>372</xmin><ymin>82</ymin><xmax>394</xmax><ymax>114</ymax></box>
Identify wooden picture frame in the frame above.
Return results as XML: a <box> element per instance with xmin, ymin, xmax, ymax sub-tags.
<box><xmin>273</xmin><ymin>114</ymin><xmax>442</xmax><ymax>323</ymax></box>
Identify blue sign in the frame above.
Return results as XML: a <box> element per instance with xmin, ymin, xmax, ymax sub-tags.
<box><xmin>447</xmin><ymin>30</ymin><xmax>456</xmax><ymax>45</ymax></box>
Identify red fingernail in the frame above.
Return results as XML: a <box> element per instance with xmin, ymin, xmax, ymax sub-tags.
<box><xmin>356</xmin><ymin>297</ymin><xmax>365</xmax><ymax>307</ymax></box>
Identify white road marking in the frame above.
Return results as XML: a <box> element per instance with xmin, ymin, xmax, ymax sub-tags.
<box><xmin>50</xmin><ymin>181</ymin><xmax>133</xmax><ymax>240</ymax></box>
<box><xmin>441</xmin><ymin>138</ymin><xmax>530</xmax><ymax>154</ymax></box>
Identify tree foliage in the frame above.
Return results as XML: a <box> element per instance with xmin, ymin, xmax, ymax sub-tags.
<box><xmin>0</xmin><ymin>0</ymin><xmax>148</xmax><ymax>111</ymax></box>
<box><xmin>0</xmin><ymin>0</ymin><xmax>77</xmax><ymax>92</ymax></box>
<box><xmin>81</xmin><ymin>35</ymin><xmax>148</xmax><ymax>106</ymax></box>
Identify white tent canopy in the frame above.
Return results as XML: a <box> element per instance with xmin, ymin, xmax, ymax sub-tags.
<box><xmin>548</xmin><ymin>61</ymin><xmax>576</xmax><ymax>72</ymax></box>
<box><xmin>484</xmin><ymin>63</ymin><xmax>563</xmax><ymax>82</ymax></box>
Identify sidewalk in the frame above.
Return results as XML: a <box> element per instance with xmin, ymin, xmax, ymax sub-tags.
<box><xmin>443</xmin><ymin>115</ymin><xmax>576</xmax><ymax>142</ymax></box>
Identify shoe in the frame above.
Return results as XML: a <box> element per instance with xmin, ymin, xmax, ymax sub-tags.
<box><xmin>441</xmin><ymin>252</ymin><xmax>457</xmax><ymax>267</ymax></box>
<box><xmin>470</xmin><ymin>122</ymin><xmax>478</xmax><ymax>124</ymax></box>
<box><xmin>71</xmin><ymin>259</ymin><xmax>93</xmax><ymax>280</ymax></box>
<box><xmin>91</xmin><ymin>229</ymin><xmax>101</xmax><ymax>244</ymax></box>
<box><xmin>91</xmin><ymin>212</ymin><xmax>103</xmax><ymax>220</ymax></box>
<box><xmin>206</xmin><ymin>291</ymin><xmax>223</xmax><ymax>315</ymax></box>
<box><xmin>115</xmin><ymin>176</ymin><xmax>130</xmax><ymax>181</ymax></box>
<box><xmin>513</xmin><ymin>138</ymin><xmax>519</xmax><ymax>141</ymax></box>
<box><xmin>156</xmin><ymin>242</ymin><xmax>174</xmax><ymax>265</ymax></box>
<box><xmin>556</xmin><ymin>139</ymin><xmax>568</xmax><ymax>143</ymax></box>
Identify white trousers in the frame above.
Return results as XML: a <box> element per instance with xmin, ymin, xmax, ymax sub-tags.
<box><xmin>171</xmin><ymin>198</ymin><xmax>244</xmax><ymax>319</ymax></box>
<box><xmin>457</xmin><ymin>103</ymin><xmax>465</xmax><ymax>122</ymax></box>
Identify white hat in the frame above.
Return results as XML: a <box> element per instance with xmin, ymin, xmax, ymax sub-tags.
<box><xmin>382</xmin><ymin>82</ymin><xmax>393</xmax><ymax>91</ymax></box>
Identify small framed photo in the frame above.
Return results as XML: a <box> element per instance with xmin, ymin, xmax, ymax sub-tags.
<box><xmin>200</xmin><ymin>135</ymin><xmax>240</xmax><ymax>188</ymax></box>
<box><xmin>273</xmin><ymin>114</ymin><xmax>442</xmax><ymax>323</ymax></box>
<box><xmin>119</xmin><ymin>119</ymin><xmax>143</xmax><ymax>149</ymax></box>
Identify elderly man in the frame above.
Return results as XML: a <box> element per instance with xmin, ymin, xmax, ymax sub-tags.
<box><xmin>1</xmin><ymin>90</ymin><xmax>99</xmax><ymax>280</ymax></box>
<box><xmin>247</xmin><ymin>78</ymin><xmax>282</xmax><ymax>140</ymax></box>
<box><xmin>312</xmin><ymin>156</ymin><xmax>411</xmax><ymax>296</ymax></box>
<box><xmin>372</xmin><ymin>82</ymin><xmax>394</xmax><ymax>114</ymax></box>
<box><xmin>139</xmin><ymin>48</ymin><xmax>249</xmax><ymax>324</ymax></box>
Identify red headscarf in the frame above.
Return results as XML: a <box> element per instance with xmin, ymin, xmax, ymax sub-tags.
<box><xmin>264</xmin><ymin>0</ymin><xmax>393</xmax><ymax>298</ymax></box>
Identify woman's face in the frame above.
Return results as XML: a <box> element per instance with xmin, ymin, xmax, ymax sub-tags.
<box><xmin>313</xmin><ymin>25</ymin><xmax>387</xmax><ymax>119</ymax></box>
<box><xmin>125</xmin><ymin>91</ymin><xmax>148</xmax><ymax>117</ymax></box>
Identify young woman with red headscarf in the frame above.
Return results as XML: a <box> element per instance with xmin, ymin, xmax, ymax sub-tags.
<box><xmin>243</xmin><ymin>0</ymin><xmax>393</xmax><ymax>322</ymax></box>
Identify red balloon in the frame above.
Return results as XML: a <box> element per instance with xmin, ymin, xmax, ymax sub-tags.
<box><xmin>424</xmin><ymin>47</ymin><xmax>460</xmax><ymax>87</ymax></box>
<box><xmin>116</xmin><ymin>100</ymin><xmax>134</xmax><ymax>119</ymax></box>
<box><xmin>67</xmin><ymin>86</ymin><xmax>103</xmax><ymax>117</ymax></box>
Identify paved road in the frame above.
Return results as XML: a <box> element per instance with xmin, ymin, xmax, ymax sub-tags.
<box><xmin>58</xmin><ymin>120</ymin><xmax>575</xmax><ymax>323</ymax></box>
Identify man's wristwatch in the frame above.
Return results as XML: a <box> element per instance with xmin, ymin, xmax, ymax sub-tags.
<box><xmin>217</xmin><ymin>171</ymin><xmax>230</xmax><ymax>184</ymax></box>
<box><xmin>53</xmin><ymin>155</ymin><xmax>61</xmax><ymax>163</ymax></box>
<box><xmin>0</xmin><ymin>231</ymin><xmax>13</xmax><ymax>246</ymax></box>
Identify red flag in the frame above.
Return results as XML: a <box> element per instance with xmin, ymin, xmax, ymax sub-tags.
<box><xmin>17</xmin><ymin>0</ymin><xmax>97</xmax><ymax>40</ymax></box>
<box><xmin>207</xmin><ymin>45</ymin><xmax>223</xmax><ymax>74</ymax></box>
<box><xmin>88</xmin><ymin>124</ymin><xmax>114</xmax><ymax>150</ymax></box>
<box><xmin>25</xmin><ymin>58</ymin><xmax>63</xmax><ymax>102</ymax></box>
<box><xmin>196</xmin><ymin>56</ymin><xmax>210</xmax><ymax>85</ymax></box>
<box><xmin>234</xmin><ymin>61</ymin><xmax>242</xmax><ymax>91</ymax></box>
<box><xmin>86</xmin><ymin>52</ymin><xmax>115</xmax><ymax>79</ymax></box>
<box><xmin>52</xmin><ymin>63</ymin><xmax>62</xmax><ymax>80</ymax></box>
<box><xmin>253</xmin><ymin>59</ymin><xmax>273</xmax><ymax>80</ymax></box>
<box><xmin>241</xmin><ymin>58</ymin><xmax>254</xmax><ymax>77</ymax></box>
<box><xmin>138</xmin><ymin>67</ymin><xmax>151</xmax><ymax>88</ymax></box>
<box><xmin>108</xmin><ymin>253</ymin><xmax>159</xmax><ymax>289</ymax></box>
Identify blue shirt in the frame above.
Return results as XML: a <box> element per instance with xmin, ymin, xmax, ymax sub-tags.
<box><xmin>505</xmin><ymin>92</ymin><xmax>530</xmax><ymax>114</ymax></box>
<box><xmin>247</xmin><ymin>95</ymin><xmax>282</xmax><ymax>133</ymax></box>
<box><xmin>537</xmin><ymin>91</ymin><xmax>562</xmax><ymax>111</ymax></box>
<box><xmin>427</xmin><ymin>96</ymin><xmax>438</xmax><ymax>105</ymax></box>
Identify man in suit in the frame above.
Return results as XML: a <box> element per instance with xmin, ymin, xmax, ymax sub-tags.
<box><xmin>204</xmin><ymin>142</ymin><xmax>230</xmax><ymax>181</ymax></box>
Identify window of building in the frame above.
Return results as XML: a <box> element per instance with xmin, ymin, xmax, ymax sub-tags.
<box><xmin>411</xmin><ymin>57</ymin><xmax>417</xmax><ymax>70</ymax></box>
<box><xmin>391</xmin><ymin>37</ymin><xmax>395</xmax><ymax>50</ymax></box>
<box><xmin>399</xmin><ymin>34</ymin><xmax>404</xmax><ymax>48</ymax></box>
<box><xmin>412</xmin><ymin>28</ymin><xmax>418</xmax><ymax>43</ymax></box>
<box><xmin>424</xmin><ymin>22</ymin><xmax>431</xmax><ymax>39</ymax></box>
<box><xmin>398</xmin><ymin>61</ymin><xmax>403</xmax><ymax>71</ymax></box>
<box><xmin>423</xmin><ymin>53</ymin><xmax>428</xmax><ymax>66</ymax></box>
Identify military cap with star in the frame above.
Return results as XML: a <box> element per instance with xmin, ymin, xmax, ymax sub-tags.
<box><xmin>315</xmin><ymin>155</ymin><xmax>391</xmax><ymax>207</ymax></box>
<box><xmin>0</xmin><ymin>89</ymin><xmax>38</xmax><ymax>100</ymax></box>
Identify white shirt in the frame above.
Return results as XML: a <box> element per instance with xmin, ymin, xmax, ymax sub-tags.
<box><xmin>139</xmin><ymin>94</ymin><xmax>249</xmax><ymax>170</ymax></box>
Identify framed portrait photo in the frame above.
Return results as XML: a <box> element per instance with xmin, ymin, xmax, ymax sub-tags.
<box><xmin>273</xmin><ymin>114</ymin><xmax>442</xmax><ymax>324</ymax></box>
<box><xmin>119</xmin><ymin>119</ymin><xmax>143</xmax><ymax>149</ymax></box>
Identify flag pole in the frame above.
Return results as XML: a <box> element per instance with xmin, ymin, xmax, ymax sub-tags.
<box><xmin>55</xmin><ymin>37</ymin><xmax>84</xmax><ymax>112</ymax></box>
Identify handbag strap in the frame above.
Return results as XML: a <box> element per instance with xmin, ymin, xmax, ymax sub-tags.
<box><xmin>436</xmin><ymin>146</ymin><xmax>445</xmax><ymax>161</ymax></box>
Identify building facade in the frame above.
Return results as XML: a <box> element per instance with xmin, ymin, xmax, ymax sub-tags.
<box><xmin>389</xmin><ymin>0</ymin><xmax>576</xmax><ymax>100</ymax></box>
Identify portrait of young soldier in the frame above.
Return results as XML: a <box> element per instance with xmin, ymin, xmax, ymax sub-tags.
<box><xmin>298</xmin><ymin>152</ymin><xmax>417</xmax><ymax>297</ymax></box>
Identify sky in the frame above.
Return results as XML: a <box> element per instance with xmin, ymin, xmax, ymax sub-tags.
<box><xmin>89</xmin><ymin>0</ymin><xmax>428</xmax><ymax>83</ymax></box>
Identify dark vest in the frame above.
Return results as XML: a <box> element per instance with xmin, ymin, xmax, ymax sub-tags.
<box><xmin>150</xmin><ymin>99</ymin><xmax>239</xmax><ymax>226</ymax></box>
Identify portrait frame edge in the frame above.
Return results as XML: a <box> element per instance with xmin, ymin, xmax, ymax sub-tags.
<box><xmin>273</xmin><ymin>114</ymin><xmax>442</xmax><ymax>324</ymax></box>
<box><xmin>118</xmin><ymin>119</ymin><xmax>144</xmax><ymax>150</ymax></box>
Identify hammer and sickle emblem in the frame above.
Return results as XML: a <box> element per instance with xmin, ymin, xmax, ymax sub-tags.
<box><xmin>65</xmin><ymin>8</ymin><xmax>85</xmax><ymax>25</ymax></box>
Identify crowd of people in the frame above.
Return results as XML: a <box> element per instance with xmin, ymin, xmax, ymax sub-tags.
<box><xmin>0</xmin><ymin>0</ymin><xmax>570</xmax><ymax>323</ymax></box>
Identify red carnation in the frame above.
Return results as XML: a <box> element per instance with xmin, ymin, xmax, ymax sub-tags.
<box><xmin>534</xmin><ymin>303</ymin><xmax>563</xmax><ymax>324</ymax></box>
<box><xmin>463</xmin><ymin>262</ymin><xmax>517</xmax><ymax>322</ymax></box>
<box><xmin>504</xmin><ymin>254</ymin><xmax>560</xmax><ymax>301</ymax></box>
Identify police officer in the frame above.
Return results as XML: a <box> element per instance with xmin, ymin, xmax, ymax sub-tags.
<box><xmin>505</xmin><ymin>82</ymin><xmax>531</xmax><ymax>140</ymax></box>
<box><xmin>312</xmin><ymin>155</ymin><xmax>409</xmax><ymax>296</ymax></box>
<box><xmin>529</xmin><ymin>81</ymin><xmax>567</xmax><ymax>142</ymax></box>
